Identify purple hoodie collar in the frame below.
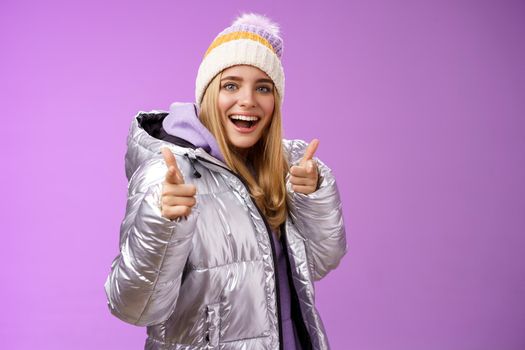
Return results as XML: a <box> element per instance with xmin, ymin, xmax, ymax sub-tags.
<box><xmin>162</xmin><ymin>102</ymin><xmax>225</xmax><ymax>163</ymax></box>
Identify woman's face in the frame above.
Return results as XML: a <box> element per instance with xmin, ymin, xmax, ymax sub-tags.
<box><xmin>217</xmin><ymin>65</ymin><xmax>275</xmax><ymax>153</ymax></box>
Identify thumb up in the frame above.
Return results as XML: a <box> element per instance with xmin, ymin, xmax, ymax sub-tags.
<box><xmin>161</xmin><ymin>148</ymin><xmax>197</xmax><ymax>220</ymax></box>
<box><xmin>289</xmin><ymin>139</ymin><xmax>320</xmax><ymax>195</ymax></box>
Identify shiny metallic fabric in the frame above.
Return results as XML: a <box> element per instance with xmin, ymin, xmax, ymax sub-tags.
<box><xmin>105</xmin><ymin>111</ymin><xmax>347</xmax><ymax>349</ymax></box>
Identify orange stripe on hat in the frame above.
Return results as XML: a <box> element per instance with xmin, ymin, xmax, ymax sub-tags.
<box><xmin>205</xmin><ymin>31</ymin><xmax>275</xmax><ymax>57</ymax></box>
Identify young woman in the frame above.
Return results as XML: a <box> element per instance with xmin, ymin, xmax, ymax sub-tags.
<box><xmin>105</xmin><ymin>13</ymin><xmax>347</xmax><ymax>350</ymax></box>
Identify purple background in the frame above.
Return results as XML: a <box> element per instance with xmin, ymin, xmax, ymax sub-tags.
<box><xmin>2</xmin><ymin>0</ymin><xmax>524</xmax><ymax>349</ymax></box>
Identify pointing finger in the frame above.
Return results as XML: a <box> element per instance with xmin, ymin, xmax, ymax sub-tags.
<box><xmin>162</xmin><ymin>147</ymin><xmax>178</xmax><ymax>168</ymax></box>
<box><xmin>162</xmin><ymin>147</ymin><xmax>184</xmax><ymax>184</ymax></box>
<box><xmin>166</xmin><ymin>166</ymin><xmax>183</xmax><ymax>185</ymax></box>
<box><xmin>301</xmin><ymin>139</ymin><xmax>319</xmax><ymax>164</ymax></box>
<box><xmin>306</xmin><ymin>160</ymin><xmax>315</xmax><ymax>174</ymax></box>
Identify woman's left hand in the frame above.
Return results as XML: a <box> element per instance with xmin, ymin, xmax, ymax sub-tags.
<box><xmin>289</xmin><ymin>139</ymin><xmax>320</xmax><ymax>195</ymax></box>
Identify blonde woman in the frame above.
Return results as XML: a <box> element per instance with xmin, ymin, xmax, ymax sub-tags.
<box><xmin>105</xmin><ymin>13</ymin><xmax>347</xmax><ymax>350</ymax></box>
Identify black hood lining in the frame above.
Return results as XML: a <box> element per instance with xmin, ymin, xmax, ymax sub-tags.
<box><xmin>136</xmin><ymin>112</ymin><xmax>197</xmax><ymax>149</ymax></box>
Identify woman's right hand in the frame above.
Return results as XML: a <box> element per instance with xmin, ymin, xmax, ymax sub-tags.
<box><xmin>160</xmin><ymin>148</ymin><xmax>197</xmax><ymax>220</ymax></box>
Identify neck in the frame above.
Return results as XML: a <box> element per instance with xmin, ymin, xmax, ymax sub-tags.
<box><xmin>233</xmin><ymin>146</ymin><xmax>250</xmax><ymax>162</ymax></box>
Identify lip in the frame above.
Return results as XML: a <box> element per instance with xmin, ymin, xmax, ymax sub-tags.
<box><xmin>228</xmin><ymin>116</ymin><xmax>260</xmax><ymax>134</ymax></box>
<box><xmin>228</xmin><ymin>112</ymin><xmax>260</xmax><ymax>118</ymax></box>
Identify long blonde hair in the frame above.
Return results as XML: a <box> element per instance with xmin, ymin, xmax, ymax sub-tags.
<box><xmin>199</xmin><ymin>72</ymin><xmax>289</xmax><ymax>233</ymax></box>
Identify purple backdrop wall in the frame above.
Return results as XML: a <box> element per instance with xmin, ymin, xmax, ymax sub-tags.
<box><xmin>2</xmin><ymin>0</ymin><xmax>524</xmax><ymax>349</ymax></box>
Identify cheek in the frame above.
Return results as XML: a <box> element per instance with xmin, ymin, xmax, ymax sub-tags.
<box><xmin>217</xmin><ymin>93</ymin><xmax>233</xmax><ymax>117</ymax></box>
<box><xmin>216</xmin><ymin>98</ymin><xmax>225</xmax><ymax>116</ymax></box>
<box><xmin>260</xmin><ymin>97</ymin><xmax>275</xmax><ymax>118</ymax></box>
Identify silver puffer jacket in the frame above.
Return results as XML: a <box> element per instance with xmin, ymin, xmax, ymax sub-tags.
<box><xmin>105</xmin><ymin>111</ymin><xmax>347</xmax><ymax>350</ymax></box>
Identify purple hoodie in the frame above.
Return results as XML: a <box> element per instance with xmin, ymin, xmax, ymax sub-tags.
<box><xmin>162</xmin><ymin>102</ymin><xmax>226</xmax><ymax>163</ymax></box>
<box><xmin>161</xmin><ymin>102</ymin><xmax>304</xmax><ymax>349</ymax></box>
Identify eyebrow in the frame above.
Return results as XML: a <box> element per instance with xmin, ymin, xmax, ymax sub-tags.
<box><xmin>220</xmin><ymin>76</ymin><xmax>274</xmax><ymax>85</ymax></box>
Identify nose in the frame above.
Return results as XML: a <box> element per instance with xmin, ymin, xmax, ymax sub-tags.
<box><xmin>238</xmin><ymin>87</ymin><xmax>256</xmax><ymax>108</ymax></box>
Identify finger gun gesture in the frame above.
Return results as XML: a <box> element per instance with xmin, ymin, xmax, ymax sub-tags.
<box><xmin>289</xmin><ymin>139</ymin><xmax>320</xmax><ymax>195</ymax></box>
<box><xmin>160</xmin><ymin>148</ymin><xmax>197</xmax><ymax>220</ymax></box>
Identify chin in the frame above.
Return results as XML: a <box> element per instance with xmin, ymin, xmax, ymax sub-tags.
<box><xmin>226</xmin><ymin>128</ymin><xmax>263</xmax><ymax>149</ymax></box>
<box><xmin>230</xmin><ymin>139</ymin><xmax>258</xmax><ymax>150</ymax></box>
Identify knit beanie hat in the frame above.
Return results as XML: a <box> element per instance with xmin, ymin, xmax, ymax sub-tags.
<box><xmin>195</xmin><ymin>13</ymin><xmax>285</xmax><ymax>107</ymax></box>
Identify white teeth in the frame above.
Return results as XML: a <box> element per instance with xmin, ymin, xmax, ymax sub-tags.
<box><xmin>229</xmin><ymin>115</ymin><xmax>259</xmax><ymax>121</ymax></box>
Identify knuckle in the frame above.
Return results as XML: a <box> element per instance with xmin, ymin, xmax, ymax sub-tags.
<box><xmin>173</xmin><ymin>206</ymin><xmax>182</xmax><ymax>216</ymax></box>
<box><xmin>164</xmin><ymin>192</ymin><xmax>176</xmax><ymax>202</ymax></box>
<box><xmin>171</xmin><ymin>206</ymin><xmax>180</xmax><ymax>216</ymax></box>
<box><xmin>172</xmin><ymin>206</ymin><xmax>183</xmax><ymax>218</ymax></box>
<box><xmin>176</xmin><ymin>195</ymin><xmax>186</xmax><ymax>205</ymax></box>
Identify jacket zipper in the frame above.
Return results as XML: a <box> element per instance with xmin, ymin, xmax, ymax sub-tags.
<box><xmin>194</xmin><ymin>155</ymin><xmax>285</xmax><ymax>350</ymax></box>
<box><xmin>280</xmin><ymin>223</ymin><xmax>314</xmax><ymax>350</ymax></box>
<box><xmin>184</xmin><ymin>153</ymin><xmax>202</xmax><ymax>178</ymax></box>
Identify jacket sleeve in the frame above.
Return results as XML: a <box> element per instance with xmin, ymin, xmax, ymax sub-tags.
<box><xmin>104</xmin><ymin>155</ymin><xmax>199</xmax><ymax>326</ymax></box>
<box><xmin>285</xmin><ymin>139</ymin><xmax>347</xmax><ymax>281</ymax></box>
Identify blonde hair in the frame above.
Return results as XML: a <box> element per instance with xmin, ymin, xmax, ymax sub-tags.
<box><xmin>199</xmin><ymin>72</ymin><xmax>289</xmax><ymax>234</ymax></box>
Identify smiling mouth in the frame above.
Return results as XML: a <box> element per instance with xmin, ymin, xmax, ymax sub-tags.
<box><xmin>228</xmin><ymin>115</ymin><xmax>261</xmax><ymax>129</ymax></box>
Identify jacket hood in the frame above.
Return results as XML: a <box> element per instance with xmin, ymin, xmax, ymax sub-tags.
<box><xmin>162</xmin><ymin>102</ymin><xmax>225</xmax><ymax>163</ymax></box>
<box><xmin>124</xmin><ymin>102</ymin><xmax>226</xmax><ymax>181</ymax></box>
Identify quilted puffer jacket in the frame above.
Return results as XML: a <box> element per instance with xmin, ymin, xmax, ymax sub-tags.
<box><xmin>104</xmin><ymin>110</ymin><xmax>347</xmax><ymax>350</ymax></box>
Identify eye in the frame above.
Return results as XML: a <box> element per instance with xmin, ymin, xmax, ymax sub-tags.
<box><xmin>222</xmin><ymin>83</ymin><xmax>237</xmax><ymax>91</ymax></box>
<box><xmin>257</xmin><ymin>85</ymin><xmax>273</xmax><ymax>93</ymax></box>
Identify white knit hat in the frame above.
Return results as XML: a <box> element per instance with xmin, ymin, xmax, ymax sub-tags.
<box><xmin>195</xmin><ymin>13</ymin><xmax>285</xmax><ymax>107</ymax></box>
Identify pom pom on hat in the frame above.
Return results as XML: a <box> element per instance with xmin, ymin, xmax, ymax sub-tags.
<box><xmin>195</xmin><ymin>13</ymin><xmax>285</xmax><ymax>106</ymax></box>
<box><xmin>231</xmin><ymin>13</ymin><xmax>281</xmax><ymax>38</ymax></box>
